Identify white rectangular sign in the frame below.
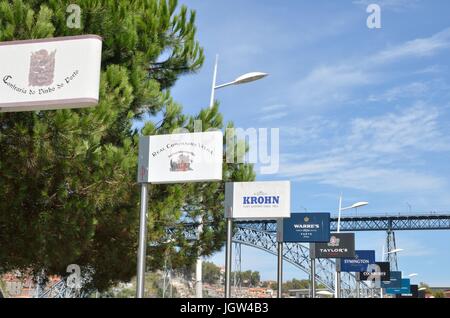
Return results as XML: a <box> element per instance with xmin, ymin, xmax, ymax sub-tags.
<box><xmin>137</xmin><ymin>131</ymin><xmax>223</xmax><ymax>184</ymax></box>
<box><xmin>0</xmin><ymin>35</ymin><xmax>102</xmax><ymax>112</ymax></box>
<box><xmin>225</xmin><ymin>181</ymin><xmax>291</xmax><ymax>220</ymax></box>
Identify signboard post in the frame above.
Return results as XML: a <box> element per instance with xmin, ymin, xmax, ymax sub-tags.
<box><xmin>136</xmin><ymin>132</ymin><xmax>223</xmax><ymax>298</ymax></box>
<box><xmin>278</xmin><ymin>213</ymin><xmax>330</xmax><ymax>298</ymax></box>
<box><xmin>0</xmin><ymin>35</ymin><xmax>102</xmax><ymax>112</ymax></box>
<box><xmin>310</xmin><ymin>232</ymin><xmax>355</xmax><ymax>298</ymax></box>
<box><xmin>225</xmin><ymin>181</ymin><xmax>291</xmax><ymax>298</ymax></box>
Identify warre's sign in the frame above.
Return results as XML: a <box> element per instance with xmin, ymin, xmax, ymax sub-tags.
<box><xmin>310</xmin><ymin>233</ymin><xmax>355</xmax><ymax>259</ymax></box>
<box><xmin>137</xmin><ymin>131</ymin><xmax>223</xmax><ymax>184</ymax></box>
<box><xmin>278</xmin><ymin>213</ymin><xmax>330</xmax><ymax>243</ymax></box>
<box><xmin>225</xmin><ymin>181</ymin><xmax>290</xmax><ymax>220</ymax></box>
<box><xmin>0</xmin><ymin>35</ymin><xmax>102</xmax><ymax>112</ymax></box>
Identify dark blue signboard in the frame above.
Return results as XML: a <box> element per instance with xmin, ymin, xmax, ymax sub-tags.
<box><xmin>282</xmin><ymin>213</ymin><xmax>330</xmax><ymax>243</ymax></box>
<box><xmin>339</xmin><ymin>250</ymin><xmax>375</xmax><ymax>272</ymax></box>
<box><xmin>381</xmin><ymin>271</ymin><xmax>402</xmax><ymax>288</ymax></box>
<box><xmin>386</xmin><ymin>278</ymin><xmax>410</xmax><ymax>295</ymax></box>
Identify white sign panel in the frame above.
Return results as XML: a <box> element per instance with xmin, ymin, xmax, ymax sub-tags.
<box><xmin>137</xmin><ymin>131</ymin><xmax>223</xmax><ymax>184</ymax></box>
<box><xmin>225</xmin><ymin>181</ymin><xmax>291</xmax><ymax>220</ymax></box>
<box><xmin>0</xmin><ymin>35</ymin><xmax>102</xmax><ymax>112</ymax></box>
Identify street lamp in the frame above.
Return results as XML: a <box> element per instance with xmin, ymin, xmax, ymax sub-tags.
<box><xmin>337</xmin><ymin>195</ymin><xmax>368</xmax><ymax>233</ymax></box>
<box><xmin>196</xmin><ymin>54</ymin><xmax>268</xmax><ymax>299</ymax></box>
<box><xmin>386</xmin><ymin>248</ymin><xmax>404</xmax><ymax>254</ymax></box>
<box><xmin>209</xmin><ymin>54</ymin><xmax>268</xmax><ymax>108</ymax></box>
<box><xmin>408</xmin><ymin>273</ymin><xmax>418</xmax><ymax>278</ymax></box>
<box><xmin>335</xmin><ymin>195</ymin><xmax>368</xmax><ymax>299</ymax></box>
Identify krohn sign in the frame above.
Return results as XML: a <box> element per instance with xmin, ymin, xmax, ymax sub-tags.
<box><xmin>278</xmin><ymin>213</ymin><xmax>330</xmax><ymax>243</ymax></box>
<box><xmin>0</xmin><ymin>35</ymin><xmax>102</xmax><ymax>112</ymax></box>
<box><xmin>137</xmin><ymin>131</ymin><xmax>223</xmax><ymax>184</ymax></box>
<box><xmin>225</xmin><ymin>181</ymin><xmax>290</xmax><ymax>220</ymax></box>
<box><xmin>310</xmin><ymin>233</ymin><xmax>355</xmax><ymax>259</ymax></box>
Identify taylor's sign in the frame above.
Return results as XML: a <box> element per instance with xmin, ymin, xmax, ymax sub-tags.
<box><xmin>278</xmin><ymin>213</ymin><xmax>330</xmax><ymax>243</ymax></box>
<box><xmin>358</xmin><ymin>261</ymin><xmax>390</xmax><ymax>282</ymax></box>
<box><xmin>137</xmin><ymin>131</ymin><xmax>223</xmax><ymax>184</ymax></box>
<box><xmin>225</xmin><ymin>181</ymin><xmax>290</xmax><ymax>220</ymax></box>
<box><xmin>0</xmin><ymin>35</ymin><xmax>102</xmax><ymax>112</ymax></box>
<box><xmin>310</xmin><ymin>233</ymin><xmax>355</xmax><ymax>259</ymax></box>
<box><xmin>338</xmin><ymin>250</ymin><xmax>375</xmax><ymax>273</ymax></box>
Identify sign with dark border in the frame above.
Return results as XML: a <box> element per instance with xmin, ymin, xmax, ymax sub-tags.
<box><xmin>310</xmin><ymin>233</ymin><xmax>355</xmax><ymax>259</ymax></box>
<box><xmin>381</xmin><ymin>270</ymin><xmax>402</xmax><ymax>288</ymax></box>
<box><xmin>278</xmin><ymin>213</ymin><xmax>330</xmax><ymax>243</ymax></box>
<box><xmin>339</xmin><ymin>250</ymin><xmax>375</xmax><ymax>272</ymax></box>
<box><xmin>386</xmin><ymin>278</ymin><xmax>410</xmax><ymax>295</ymax></box>
<box><xmin>358</xmin><ymin>261</ymin><xmax>390</xmax><ymax>281</ymax></box>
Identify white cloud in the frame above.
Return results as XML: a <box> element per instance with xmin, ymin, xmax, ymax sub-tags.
<box><xmin>367</xmin><ymin>82</ymin><xmax>428</xmax><ymax>102</ymax></box>
<box><xmin>370</xmin><ymin>28</ymin><xmax>450</xmax><ymax>64</ymax></box>
<box><xmin>290</xmin><ymin>65</ymin><xmax>374</xmax><ymax>108</ymax></box>
<box><xmin>279</xmin><ymin>104</ymin><xmax>450</xmax><ymax>193</ymax></box>
<box><xmin>261</xmin><ymin>104</ymin><xmax>288</xmax><ymax>112</ymax></box>
<box><xmin>288</xmin><ymin>28</ymin><xmax>450</xmax><ymax>109</ymax></box>
<box><xmin>258</xmin><ymin>112</ymin><xmax>288</xmax><ymax>122</ymax></box>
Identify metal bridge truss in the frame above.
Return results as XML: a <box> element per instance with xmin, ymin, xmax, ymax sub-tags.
<box><xmin>233</xmin><ymin>224</ymin><xmax>370</xmax><ymax>298</ymax></box>
<box><xmin>37</xmin><ymin>213</ymin><xmax>450</xmax><ymax>298</ymax></box>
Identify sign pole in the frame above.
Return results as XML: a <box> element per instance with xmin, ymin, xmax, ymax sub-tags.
<box><xmin>277</xmin><ymin>241</ymin><xmax>283</xmax><ymax>298</ymax></box>
<box><xmin>310</xmin><ymin>257</ymin><xmax>316</xmax><ymax>298</ymax></box>
<box><xmin>356</xmin><ymin>281</ymin><xmax>360</xmax><ymax>298</ymax></box>
<box><xmin>335</xmin><ymin>269</ymin><xmax>341</xmax><ymax>298</ymax></box>
<box><xmin>136</xmin><ymin>183</ymin><xmax>149</xmax><ymax>298</ymax></box>
<box><xmin>224</xmin><ymin>217</ymin><xmax>233</xmax><ymax>298</ymax></box>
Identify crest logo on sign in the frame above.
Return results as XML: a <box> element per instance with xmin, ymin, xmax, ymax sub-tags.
<box><xmin>170</xmin><ymin>152</ymin><xmax>193</xmax><ymax>172</ymax></box>
<box><xmin>29</xmin><ymin>49</ymin><xmax>56</xmax><ymax>86</ymax></box>
<box><xmin>329</xmin><ymin>235</ymin><xmax>340</xmax><ymax>247</ymax></box>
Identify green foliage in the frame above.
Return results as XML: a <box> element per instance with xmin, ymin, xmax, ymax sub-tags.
<box><xmin>282</xmin><ymin>278</ymin><xmax>309</xmax><ymax>292</ymax></box>
<box><xmin>202</xmin><ymin>261</ymin><xmax>221</xmax><ymax>285</ymax></box>
<box><xmin>0</xmin><ymin>0</ymin><xmax>254</xmax><ymax>291</ymax></box>
<box><xmin>232</xmin><ymin>270</ymin><xmax>261</xmax><ymax>287</ymax></box>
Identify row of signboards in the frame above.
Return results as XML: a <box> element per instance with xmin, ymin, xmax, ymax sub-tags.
<box><xmin>223</xmin><ymin>181</ymin><xmax>421</xmax><ymax>297</ymax></box>
<box><xmin>134</xmin><ymin>132</ymin><xmax>418</xmax><ymax>297</ymax></box>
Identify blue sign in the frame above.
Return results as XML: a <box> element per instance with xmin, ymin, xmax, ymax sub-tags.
<box><xmin>386</xmin><ymin>278</ymin><xmax>410</xmax><ymax>295</ymax></box>
<box><xmin>381</xmin><ymin>271</ymin><xmax>402</xmax><ymax>288</ymax></box>
<box><xmin>282</xmin><ymin>213</ymin><xmax>330</xmax><ymax>242</ymax></box>
<box><xmin>340</xmin><ymin>250</ymin><xmax>375</xmax><ymax>272</ymax></box>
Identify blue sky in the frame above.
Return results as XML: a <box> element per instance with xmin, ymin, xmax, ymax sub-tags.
<box><xmin>171</xmin><ymin>0</ymin><xmax>450</xmax><ymax>286</ymax></box>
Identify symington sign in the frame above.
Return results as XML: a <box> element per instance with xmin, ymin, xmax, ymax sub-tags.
<box><xmin>225</xmin><ymin>181</ymin><xmax>290</xmax><ymax>220</ymax></box>
<box><xmin>137</xmin><ymin>131</ymin><xmax>223</xmax><ymax>184</ymax></box>
<box><xmin>0</xmin><ymin>35</ymin><xmax>102</xmax><ymax>112</ymax></box>
<box><xmin>278</xmin><ymin>213</ymin><xmax>330</xmax><ymax>243</ymax></box>
<box><xmin>310</xmin><ymin>233</ymin><xmax>355</xmax><ymax>259</ymax></box>
<box><xmin>338</xmin><ymin>250</ymin><xmax>375</xmax><ymax>273</ymax></box>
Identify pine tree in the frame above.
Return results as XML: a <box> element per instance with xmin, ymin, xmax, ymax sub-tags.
<box><xmin>0</xmin><ymin>0</ymin><xmax>254</xmax><ymax>291</ymax></box>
